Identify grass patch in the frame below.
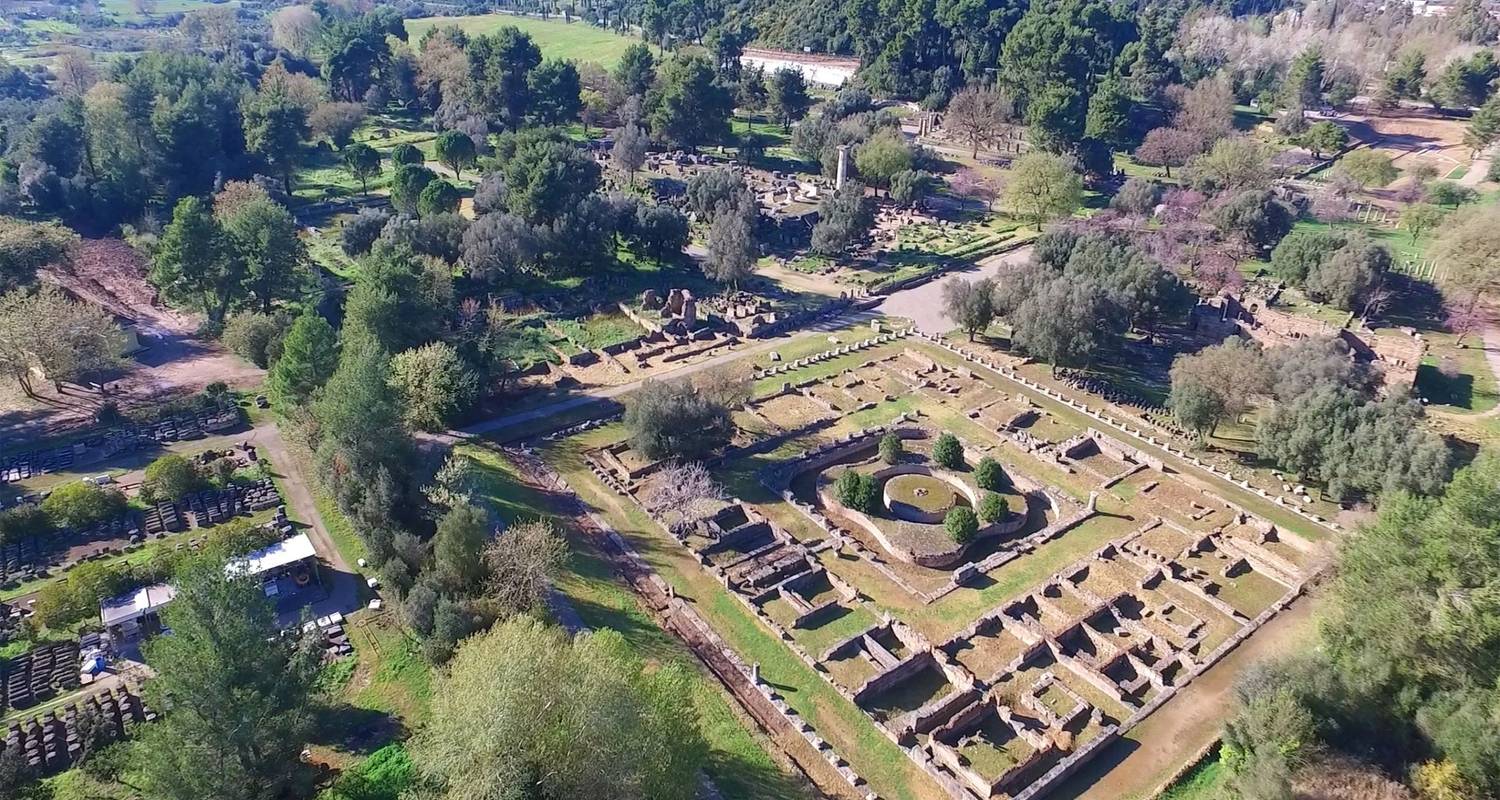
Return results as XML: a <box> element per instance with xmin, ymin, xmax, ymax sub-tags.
<box><xmin>1159</xmin><ymin>752</ymin><xmax>1228</xmax><ymax>800</ymax></box>
<box><xmin>551</xmin><ymin>311</ymin><xmax>646</xmax><ymax>351</ymax></box>
<box><xmin>405</xmin><ymin>14</ymin><xmax>640</xmax><ymax>66</ymax></box>
<box><xmin>340</xmin><ymin>613</ymin><xmax>432</xmax><ymax>725</ymax></box>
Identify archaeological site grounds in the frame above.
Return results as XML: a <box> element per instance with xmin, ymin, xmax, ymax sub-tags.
<box><xmin>540</xmin><ymin>322</ymin><xmax>1333</xmax><ymax>800</ymax></box>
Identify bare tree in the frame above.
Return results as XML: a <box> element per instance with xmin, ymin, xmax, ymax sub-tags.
<box><xmin>1444</xmin><ymin>293</ymin><xmax>1484</xmax><ymax>346</ymax></box>
<box><xmin>269</xmin><ymin>5</ymin><xmax>322</xmax><ymax>58</ymax></box>
<box><xmin>946</xmin><ymin>86</ymin><xmax>1014</xmax><ymax>158</ymax></box>
<box><xmin>1169</xmin><ymin>75</ymin><xmax>1235</xmax><ymax>144</ymax></box>
<box><xmin>482</xmin><ymin>520</ymin><xmax>569</xmax><ymax>616</ymax></box>
<box><xmin>612</xmin><ymin>122</ymin><xmax>649</xmax><ymax>185</ymax></box>
<box><xmin>0</xmin><ymin>286</ymin><xmax>124</xmax><ymax>397</ymax></box>
<box><xmin>951</xmin><ymin>167</ymin><xmax>999</xmax><ymax>211</ymax></box>
<box><xmin>1136</xmin><ymin>128</ymin><xmax>1203</xmax><ymax>178</ymax></box>
<box><xmin>53</xmin><ymin>49</ymin><xmax>97</xmax><ymax>97</ymax></box>
<box><xmin>644</xmin><ymin>462</ymin><xmax>725</xmax><ymax>535</ymax></box>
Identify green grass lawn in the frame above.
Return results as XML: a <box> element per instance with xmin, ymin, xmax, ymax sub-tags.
<box><xmin>1417</xmin><ymin>339</ymin><xmax>1500</xmax><ymax>413</ymax></box>
<box><xmin>1159</xmin><ymin>752</ymin><xmax>1228</xmax><ymax>800</ymax></box>
<box><xmin>405</xmin><ymin>14</ymin><xmax>640</xmax><ymax>66</ymax></box>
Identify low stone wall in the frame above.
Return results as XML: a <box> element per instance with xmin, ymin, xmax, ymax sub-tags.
<box><xmin>920</xmin><ymin>333</ymin><xmax>1343</xmax><ymax>535</ymax></box>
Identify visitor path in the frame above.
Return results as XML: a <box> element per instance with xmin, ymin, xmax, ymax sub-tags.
<box><xmin>875</xmin><ymin>246</ymin><xmax>1030</xmax><ymax>333</ymax></box>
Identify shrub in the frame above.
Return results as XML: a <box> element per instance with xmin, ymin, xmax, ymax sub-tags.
<box><xmin>1425</xmin><ymin>181</ymin><xmax>1478</xmax><ymax>207</ymax></box>
<box><xmin>0</xmin><ymin>505</ymin><xmax>52</xmax><ymax>545</ymax></box>
<box><xmin>978</xmin><ymin>492</ymin><xmax>1008</xmax><ymax>524</ymax></box>
<box><xmin>142</xmin><ymin>454</ymin><xmax>203</xmax><ymax>503</ymax></box>
<box><xmin>834</xmin><ymin>471</ymin><xmax>878</xmax><ymax>514</ymax></box>
<box><xmin>1111</xmin><ymin>177</ymin><xmax>1162</xmax><ymax>216</ymax></box>
<box><xmin>932</xmin><ymin>432</ymin><xmax>963</xmax><ymax>469</ymax></box>
<box><xmin>390</xmin><ymin>143</ymin><xmax>423</xmax><ymax>166</ymax></box>
<box><xmin>341</xmin><ymin>207</ymin><xmax>390</xmax><ymax>256</ymax></box>
<box><xmin>319</xmin><ymin>743</ymin><xmax>415</xmax><ymax>800</ymax></box>
<box><xmin>974</xmin><ymin>457</ymin><xmax>1007</xmax><ymax>491</ymax></box>
<box><xmin>207</xmin><ymin>457</ymin><xmax>238</xmax><ymax>486</ymax></box>
<box><xmin>945</xmin><ymin>506</ymin><xmax>979</xmax><ymax>544</ymax></box>
<box><xmin>878</xmin><ymin>432</ymin><xmax>903</xmax><ymax>465</ymax></box>
<box><xmin>41</xmin><ymin>483</ymin><xmax>126</xmax><ymax>529</ymax></box>
<box><xmin>222</xmin><ymin>312</ymin><xmax>288</xmax><ymax>368</ymax></box>
<box><xmin>623</xmin><ymin>378</ymin><xmax>736</xmax><ymax>460</ymax></box>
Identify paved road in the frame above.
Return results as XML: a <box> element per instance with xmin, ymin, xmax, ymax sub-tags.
<box><xmin>874</xmin><ymin>246</ymin><xmax>1032</xmax><ymax>334</ymax></box>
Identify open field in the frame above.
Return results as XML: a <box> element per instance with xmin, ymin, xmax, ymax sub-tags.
<box><xmin>405</xmin><ymin>14</ymin><xmax>639</xmax><ymax>66</ymax></box>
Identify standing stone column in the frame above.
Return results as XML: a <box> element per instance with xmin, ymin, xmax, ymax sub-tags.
<box><xmin>836</xmin><ymin>144</ymin><xmax>849</xmax><ymax>190</ymax></box>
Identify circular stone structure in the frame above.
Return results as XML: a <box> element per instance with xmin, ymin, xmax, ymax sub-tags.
<box><xmin>883</xmin><ymin>474</ymin><xmax>961</xmax><ymax>523</ymax></box>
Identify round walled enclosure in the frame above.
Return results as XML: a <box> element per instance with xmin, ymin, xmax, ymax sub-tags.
<box><xmin>883</xmin><ymin>473</ymin><xmax>967</xmax><ymax>523</ymax></box>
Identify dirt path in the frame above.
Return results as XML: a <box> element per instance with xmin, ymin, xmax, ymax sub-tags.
<box><xmin>504</xmin><ymin>447</ymin><xmax>858</xmax><ymax>800</ymax></box>
<box><xmin>1051</xmin><ymin>595</ymin><xmax>1321</xmax><ymax>800</ymax></box>
<box><xmin>9</xmin><ymin>244</ymin><xmax>264</xmax><ymax>441</ymax></box>
<box><xmin>875</xmin><ymin>246</ymin><xmax>1032</xmax><ymax>334</ymax></box>
<box><xmin>250</xmin><ymin>423</ymin><xmax>364</xmax><ymax>620</ymax></box>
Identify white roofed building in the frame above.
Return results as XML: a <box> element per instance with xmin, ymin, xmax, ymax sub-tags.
<box><xmin>100</xmin><ymin>533</ymin><xmax>322</xmax><ymax>639</ymax></box>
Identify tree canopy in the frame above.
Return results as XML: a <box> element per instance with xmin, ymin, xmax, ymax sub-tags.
<box><xmin>411</xmin><ymin>617</ymin><xmax>706</xmax><ymax>800</ymax></box>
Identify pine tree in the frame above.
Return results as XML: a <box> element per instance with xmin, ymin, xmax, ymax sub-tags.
<box><xmin>267</xmin><ymin>311</ymin><xmax>338</xmax><ymax>407</ymax></box>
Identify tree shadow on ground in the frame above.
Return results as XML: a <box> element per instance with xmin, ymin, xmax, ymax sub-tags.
<box><xmin>704</xmin><ymin>745</ymin><xmax>817</xmax><ymax>800</ymax></box>
<box><xmin>1416</xmin><ymin>363</ymin><xmax>1475</xmax><ymax>409</ymax></box>
<box><xmin>309</xmin><ymin>702</ymin><xmax>406</xmax><ymax>757</ymax></box>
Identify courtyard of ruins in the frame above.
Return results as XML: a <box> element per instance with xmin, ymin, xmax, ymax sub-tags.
<box><xmin>551</xmin><ymin>324</ymin><xmax>1333</xmax><ymax>800</ymax></box>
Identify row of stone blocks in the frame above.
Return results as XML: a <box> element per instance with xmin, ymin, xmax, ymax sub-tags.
<box><xmin>752</xmin><ymin>330</ymin><xmax>915</xmax><ymax>381</ymax></box>
<box><xmin>3</xmin><ymin>685</ymin><xmax>156</xmax><ymax>777</ymax></box>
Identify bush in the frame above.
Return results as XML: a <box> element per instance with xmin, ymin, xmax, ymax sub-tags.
<box><xmin>390</xmin><ymin>143</ymin><xmax>423</xmax><ymax>166</ymax></box>
<box><xmin>142</xmin><ymin>454</ymin><xmax>203</xmax><ymax>503</ymax></box>
<box><xmin>207</xmin><ymin>457</ymin><xmax>238</xmax><ymax>486</ymax></box>
<box><xmin>1111</xmin><ymin>177</ymin><xmax>1162</xmax><ymax>216</ymax></box>
<box><xmin>341</xmin><ymin>208</ymin><xmax>390</xmax><ymax>257</ymax></box>
<box><xmin>974</xmin><ymin>457</ymin><xmax>1007</xmax><ymax>491</ymax></box>
<box><xmin>978</xmin><ymin>492</ymin><xmax>1008</xmax><ymax>524</ymax></box>
<box><xmin>0</xmin><ymin>505</ymin><xmax>53</xmax><ymax>545</ymax></box>
<box><xmin>222</xmin><ymin>312</ymin><xmax>288</xmax><ymax>368</ymax></box>
<box><xmin>318</xmin><ymin>743</ymin><xmax>415</xmax><ymax>800</ymax></box>
<box><xmin>833</xmin><ymin>471</ymin><xmax>878</xmax><ymax>514</ymax></box>
<box><xmin>945</xmin><ymin>506</ymin><xmax>979</xmax><ymax>544</ymax></box>
<box><xmin>1488</xmin><ymin>159</ymin><xmax>1500</xmax><ymax>183</ymax></box>
<box><xmin>878</xmin><ymin>432</ymin><xmax>903</xmax><ymax>465</ymax></box>
<box><xmin>41</xmin><ymin>482</ymin><xmax>126</xmax><ymax>529</ymax></box>
<box><xmin>623</xmin><ymin>378</ymin><xmax>736</xmax><ymax>460</ymax></box>
<box><xmin>1426</xmin><ymin>181</ymin><xmax>1478</xmax><ymax>207</ymax></box>
<box><xmin>932</xmin><ymin>432</ymin><xmax>963</xmax><ymax>469</ymax></box>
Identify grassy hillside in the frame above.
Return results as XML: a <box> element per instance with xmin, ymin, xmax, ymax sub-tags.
<box><xmin>405</xmin><ymin>14</ymin><xmax>639</xmax><ymax>67</ymax></box>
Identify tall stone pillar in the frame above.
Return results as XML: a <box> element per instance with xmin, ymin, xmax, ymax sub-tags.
<box><xmin>836</xmin><ymin>144</ymin><xmax>849</xmax><ymax>190</ymax></box>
